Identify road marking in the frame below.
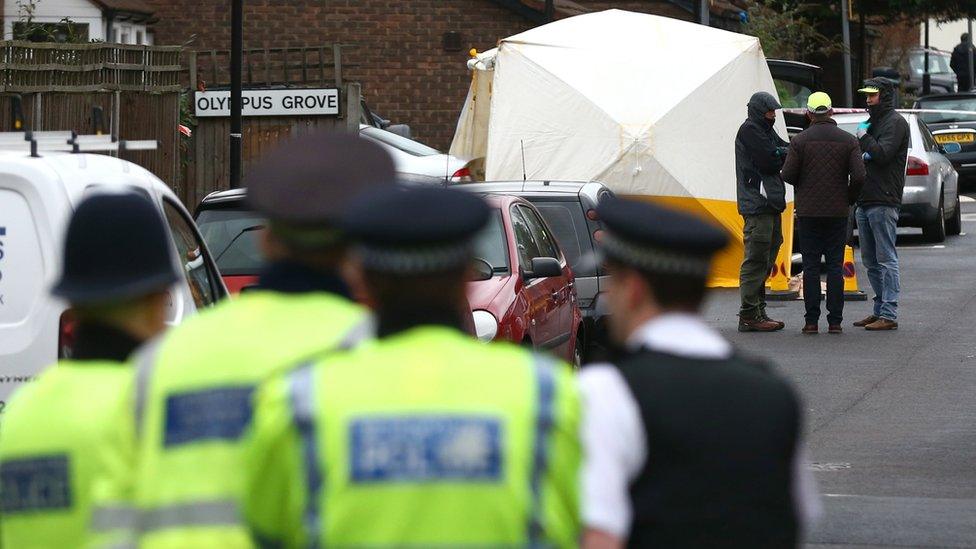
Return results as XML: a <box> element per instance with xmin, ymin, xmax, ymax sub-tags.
<box><xmin>808</xmin><ymin>462</ymin><xmax>852</xmax><ymax>471</ymax></box>
<box><xmin>962</xmin><ymin>214</ymin><xmax>976</xmax><ymax>222</ymax></box>
<box><xmin>961</xmin><ymin>195</ymin><xmax>975</xmax><ymax>203</ymax></box>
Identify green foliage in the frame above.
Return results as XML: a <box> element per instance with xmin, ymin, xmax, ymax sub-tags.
<box><xmin>13</xmin><ymin>0</ymin><xmax>89</xmax><ymax>43</ymax></box>
<box><xmin>179</xmin><ymin>93</ymin><xmax>195</xmax><ymax>170</ymax></box>
<box><xmin>742</xmin><ymin>2</ymin><xmax>841</xmax><ymax>60</ymax></box>
<box><xmin>856</xmin><ymin>0</ymin><xmax>976</xmax><ymax>23</ymax></box>
<box><xmin>754</xmin><ymin>1</ymin><xmax>976</xmax><ymax>25</ymax></box>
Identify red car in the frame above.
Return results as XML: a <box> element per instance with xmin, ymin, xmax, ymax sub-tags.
<box><xmin>194</xmin><ymin>189</ymin><xmax>261</xmax><ymax>294</ymax></box>
<box><xmin>467</xmin><ymin>194</ymin><xmax>583</xmax><ymax>366</ymax></box>
<box><xmin>195</xmin><ymin>190</ymin><xmax>582</xmax><ymax>365</ymax></box>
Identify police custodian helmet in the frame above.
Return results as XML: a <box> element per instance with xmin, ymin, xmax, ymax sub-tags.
<box><xmin>341</xmin><ymin>186</ymin><xmax>491</xmax><ymax>274</ymax></box>
<box><xmin>52</xmin><ymin>190</ymin><xmax>180</xmax><ymax>305</ymax></box>
<box><xmin>596</xmin><ymin>198</ymin><xmax>728</xmax><ymax>277</ymax></box>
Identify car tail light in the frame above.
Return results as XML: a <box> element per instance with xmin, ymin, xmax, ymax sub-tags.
<box><xmin>58</xmin><ymin>309</ymin><xmax>78</xmax><ymax>359</ymax></box>
<box><xmin>906</xmin><ymin>156</ymin><xmax>929</xmax><ymax>176</ymax></box>
<box><xmin>450</xmin><ymin>167</ymin><xmax>473</xmax><ymax>182</ymax></box>
<box><xmin>586</xmin><ymin>208</ymin><xmax>599</xmax><ymax>221</ymax></box>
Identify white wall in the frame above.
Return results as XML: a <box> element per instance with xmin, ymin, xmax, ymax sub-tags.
<box><xmin>925</xmin><ymin>19</ymin><xmax>973</xmax><ymax>52</ymax></box>
<box><xmin>3</xmin><ymin>0</ymin><xmax>105</xmax><ymax>41</ymax></box>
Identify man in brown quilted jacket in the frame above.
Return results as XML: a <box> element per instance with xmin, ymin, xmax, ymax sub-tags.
<box><xmin>782</xmin><ymin>92</ymin><xmax>866</xmax><ymax>335</ymax></box>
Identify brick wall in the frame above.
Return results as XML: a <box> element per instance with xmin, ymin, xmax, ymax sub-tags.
<box><xmin>146</xmin><ymin>0</ymin><xmax>693</xmax><ymax>150</ymax></box>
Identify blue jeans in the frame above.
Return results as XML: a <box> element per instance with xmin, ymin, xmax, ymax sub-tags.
<box><xmin>855</xmin><ymin>205</ymin><xmax>900</xmax><ymax>321</ymax></box>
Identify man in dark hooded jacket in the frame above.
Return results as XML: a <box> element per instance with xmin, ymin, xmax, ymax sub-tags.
<box><xmin>853</xmin><ymin>77</ymin><xmax>909</xmax><ymax>331</ymax></box>
<box><xmin>950</xmin><ymin>33</ymin><xmax>974</xmax><ymax>91</ymax></box>
<box><xmin>735</xmin><ymin>91</ymin><xmax>788</xmax><ymax>332</ymax></box>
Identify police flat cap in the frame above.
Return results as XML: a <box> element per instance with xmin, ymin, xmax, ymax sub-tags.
<box><xmin>341</xmin><ymin>187</ymin><xmax>490</xmax><ymax>274</ymax></box>
<box><xmin>596</xmin><ymin>198</ymin><xmax>728</xmax><ymax>277</ymax></box>
<box><xmin>246</xmin><ymin>132</ymin><xmax>396</xmax><ymax>225</ymax></box>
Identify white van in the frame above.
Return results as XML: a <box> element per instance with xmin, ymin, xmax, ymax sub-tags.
<box><xmin>0</xmin><ymin>149</ymin><xmax>227</xmax><ymax>407</ymax></box>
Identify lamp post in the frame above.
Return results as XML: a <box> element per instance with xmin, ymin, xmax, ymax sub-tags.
<box><xmin>923</xmin><ymin>19</ymin><xmax>931</xmax><ymax>96</ymax></box>
<box><xmin>841</xmin><ymin>0</ymin><xmax>853</xmax><ymax>106</ymax></box>
<box><xmin>968</xmin><ymin>19</ymin><xmax>974</xmax><ymax>92</ymax></box>
<box><xmin>700</xmin><ymin>0</ymin><xmax>709</xmax><ymax>26</ymax></box>
<box><xmin>230</xmin><ymin>0</ymin><xmax>243</xmax><ymax>188</ymax></box>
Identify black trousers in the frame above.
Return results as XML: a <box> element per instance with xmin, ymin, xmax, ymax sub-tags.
<box><xmin>798</xmin><ymin>216</ymin><xmax>847</xmax><ymax>325</ymax></box>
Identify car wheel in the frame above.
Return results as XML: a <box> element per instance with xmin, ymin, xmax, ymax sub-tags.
<box><xmin>946</xmin><ymin>195</ymin><xmax>962</xmax><ymax>236</ymax></box>
<box><xmin>922</xmin><ymin>194</ymin><xmax>947</xmax><ymax>243</ymax></box>
<box><xmin>572</xmin><ymin>332</ymin><xmax>584</xmax><ymax>371</ymax></box>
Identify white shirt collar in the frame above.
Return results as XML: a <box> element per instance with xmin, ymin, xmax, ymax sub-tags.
<box><xmin>625</xmin><ymin>312</ymin><xmax>732</xmax><ymax>359</ymax></box>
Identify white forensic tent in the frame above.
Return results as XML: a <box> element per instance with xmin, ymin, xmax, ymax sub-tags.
<box><xmin>451</xmin><ymin>9</ymin><xmax>795</xmax><ymax>288</ymax></box>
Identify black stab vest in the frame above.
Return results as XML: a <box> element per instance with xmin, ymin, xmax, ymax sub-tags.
<box><xmin>614</xmin><ymin>349</ymin><xmax>801</xmax><ymax>549</ymax></box>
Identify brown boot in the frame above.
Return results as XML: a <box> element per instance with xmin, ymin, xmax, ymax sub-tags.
<box><xmin>739</xmin><ymin>317</ymin><xmax>782</xmax><ymax>332</ymax></box>
<box><xmin>853</xmin><ymin>315</ymin><xmax>879</xmax><ymax>327</ymax></box>
<box><xmin>828</xmin><ymin>325</ymin><xmax>843</xmax><ymax>334</ymax></box>
<box><xmin>865</xmin><ymin>318</ymin><xmax>898</xmax><ymax>331</ymax></box>
<box><xmin>802</xmin><ymin>323</ymin><xmax>818</xmax><ymax>334</ymax></box>
<box><xmin>762</xmin><ymin>313</ymin><xmax>786</xmax><ymax>331</ymax></box>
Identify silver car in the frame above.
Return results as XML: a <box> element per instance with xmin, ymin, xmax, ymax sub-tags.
<box><xmin>834</xmin><ymin>112</ymin><xmax>962</xmax><ymax>242</ymax></box>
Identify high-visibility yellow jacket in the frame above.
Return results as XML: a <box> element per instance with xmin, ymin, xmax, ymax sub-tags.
<box><xmin>0</xmin><ymin>360</ymin><xmax>135</xmax><ymax>549</ymax></box>
<box><xmin>244</xmin><ymin>325</ymin><xmax>582</xmax><ymax>548</ymax></box>
<box><xmin>128</xmin><ymin>290</ymin><xmax>368</xmax><ymax>548</ymax></box>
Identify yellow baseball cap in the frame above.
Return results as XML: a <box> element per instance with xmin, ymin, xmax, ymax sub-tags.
<box><xmin>807</xmin><ymin>91</ymin><xmax>832</xmax><ymax>113</ymax></box>
<box><xmin>858</xmin><ymin>85</ymin><xmax>881</xmax><ymax>94</ymax></box>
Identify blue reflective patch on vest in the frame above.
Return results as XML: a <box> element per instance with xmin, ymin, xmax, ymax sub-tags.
<box><xmin>164</xmin><ymin>386</ymin><xmax>254</xmax><ymax>447</ymax></box>
<box><xmin>350</xmin><ymin>416</ymin><xmax>502</xmax><ymax>482</ymax></box>
<box><xmin>0</xmin><ymin>455</ymin><xmax>72</xmax><ymax>513</ymax></box>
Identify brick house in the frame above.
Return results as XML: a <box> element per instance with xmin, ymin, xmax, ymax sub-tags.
<box><xmin>143</xmin><ymin>0</ymin><xmax>747</xmax><ymax>150</ymax></box>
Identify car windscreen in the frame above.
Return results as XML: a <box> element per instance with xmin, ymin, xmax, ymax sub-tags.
<box><xmin>472</xmin><ymin>210</ymin><xmax>510</xmax><ymax>276</ymax></box>
<box><xmin>915</xmin><ymin>97</ymin><xmax>976</xmax><ymax>124</ymax></box>
<box><xmin>360</xmin><ymin>126</ymin><xmax>440</xmax><ymax>157</ymax></box>
<box><xmin>195</xmin><ymin>208</ymin><xmax>266</xmax><ymax>276</ymax></box>
<box><xmin>775</xmin><ymin>79</ymin><xmax>813</xmax><ymax>109</ymax></box>
<box><xmin>910</xmin><ymin>52</ymin><xmax>952</xmax><ymax>75</ymax></box>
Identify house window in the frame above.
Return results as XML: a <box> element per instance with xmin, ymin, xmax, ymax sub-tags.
<box><xmin>13</xmin><ymin>22</ymin><xmax>90</xmax><ymax>43</ymax></box>
<box><xmin>136</xmin><ymin>30</ymin><xmax>144</xmax><ymax>45</ymax></box>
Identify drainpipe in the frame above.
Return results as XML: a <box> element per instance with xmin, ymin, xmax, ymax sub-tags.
<box><xmin>105</xmin><ymin>10</ymin><xmax>114</xmax><ymax>43</ymax></box>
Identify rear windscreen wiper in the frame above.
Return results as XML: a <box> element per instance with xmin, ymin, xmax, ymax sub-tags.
<box><xmin>215</xmin><ymin>224</ymin><xmax>265</xmax><ymax>262</ymax></box>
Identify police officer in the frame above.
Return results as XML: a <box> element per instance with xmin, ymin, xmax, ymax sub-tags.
<box><xmin>0</xmin><ymin>191</ymin><xmax>180</xmax><ymax>548</ymax></box>
<box><xmin>124</xmin><ymin>133</ymin><xmax>395</xmax><ymax>547</ymax></box>
<box><xmin>578</xmin><ymin>198</ymin><xmax>821</xmax><ymax>548</ymax></box>
<box><xmin>243</xmin><ymin>186</ymin><xmax>582</xmax><ymax>548</ymax></box>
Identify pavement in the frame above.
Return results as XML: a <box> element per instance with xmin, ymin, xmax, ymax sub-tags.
<box><xmin>699</xmin><ymin>192</ymin><xmax>976</xmax><ymax>549</ymax></box>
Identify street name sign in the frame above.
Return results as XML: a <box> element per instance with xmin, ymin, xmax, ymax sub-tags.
<box><xmin>194</xmin><ymin>89</ymin><xmax>340</xmax><ymax>117</ymax></box>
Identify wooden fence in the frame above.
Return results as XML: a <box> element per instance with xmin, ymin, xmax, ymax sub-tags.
<box><xmin>0</xmin><ymin>41</ymin><xmax>182</xmax><ymax>196</ymax></box>
<box><xmin>182</xmin><ymin>45</ymin><xmax>361</xmax><ymax>208</ymax></box>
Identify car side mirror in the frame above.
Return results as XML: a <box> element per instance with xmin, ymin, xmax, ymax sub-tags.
<box><xmin>942</xmin><ymin>142</ymin><xmax>962</xmax><ymax>154</ymax></box>
<box><xmin>385</xmin><ymin>124</ymin><xmax>412</xmax><ymax>138</ymax></box>
<box><xmin>524</xmin><ymin>257</ymin><xmax>562</xmax><ymax>279</ymax></box>
<box><xmin>468</xmin><ymin>258</ymin><xmax>494</xmax><ymax>281</ymax></box>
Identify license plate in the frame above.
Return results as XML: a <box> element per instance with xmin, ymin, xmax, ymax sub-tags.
<box><xmin>934</xmin><ymin>133</ymin><xmax>975</xmax><ymax>144</ymax></box>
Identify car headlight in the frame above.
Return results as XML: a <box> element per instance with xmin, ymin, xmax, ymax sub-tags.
<box><xmin>472</xmin><ymin>310</ymin><xmax>498</xmax><ymax>342</ymax></box>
